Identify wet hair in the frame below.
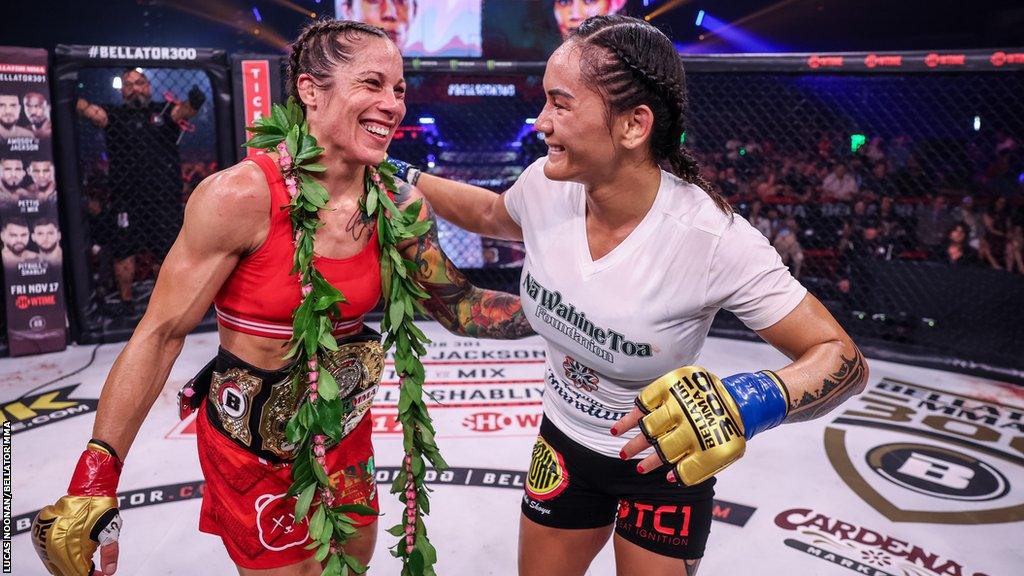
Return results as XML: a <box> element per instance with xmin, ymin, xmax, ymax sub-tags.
<box><xmin>287</xmin><ymin>19</ymin><xmax>391</xmax><ymax>111</ymax></box>
<box><xmin>570</xmin><ymin>15</ymin><xmax>729</xmax><ymax>214</ymax></box>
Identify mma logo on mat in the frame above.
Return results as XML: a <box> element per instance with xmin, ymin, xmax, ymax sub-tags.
<box><xmin>825</xmin><ymin>377</ymin><xmax>1024</xmax><ymax>524</ymax></box>
<box><xmin>0</xmin><ymin>384</ymin><xmax>97</xmax><ymax>434</ymax></box>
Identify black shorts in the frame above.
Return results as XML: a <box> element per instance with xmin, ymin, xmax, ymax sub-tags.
<box><xmin>522</xmin><ymin>416</ymin><xmax>715</xmax><ymax>559</ymax></box>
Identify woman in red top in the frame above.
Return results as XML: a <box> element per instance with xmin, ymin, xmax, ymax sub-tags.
<box><xmin>32</xmin><ymin>20</ymin><xmax>532</xmax><ymax>576</ymax></box>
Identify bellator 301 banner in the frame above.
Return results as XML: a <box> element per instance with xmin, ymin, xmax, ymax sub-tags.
<box><xmin>0</xmin><ymin>46</ymin><xmax>67</xmax><ymax>355</ymax></box>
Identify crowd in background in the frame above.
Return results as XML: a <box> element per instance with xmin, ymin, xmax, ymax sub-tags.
<box><xmin>690</xmin><ymin>130</ymin><xmax>1024</xmax><ymax>289</ymax></box>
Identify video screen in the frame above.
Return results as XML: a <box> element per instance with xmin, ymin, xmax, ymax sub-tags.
<box><xmin>335</xmin><ymin>0</ymin><xmax>483</xmax><ymax>57</ymax></box>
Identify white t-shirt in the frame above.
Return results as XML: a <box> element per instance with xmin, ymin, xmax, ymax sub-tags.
<box><xmin>504</xmin><ymin>158</ymin><xmax>807</xmax><ymax>457</ymax></box>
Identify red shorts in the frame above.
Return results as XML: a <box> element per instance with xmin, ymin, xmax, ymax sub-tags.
<box><xmin>196</xmin><ymin>408</ymin><xmax>379</xmax><ymax>570</ymax></box>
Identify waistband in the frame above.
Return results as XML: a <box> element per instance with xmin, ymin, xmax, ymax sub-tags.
<box><xmin>215</xmin><ymin>305</ymin><xmax>365</xmax><ymax>340</ymax></box>
<box><xmin>202</xmin><ymin>325</ymin><xmax>384</xmax><ymax>462</ymax></box>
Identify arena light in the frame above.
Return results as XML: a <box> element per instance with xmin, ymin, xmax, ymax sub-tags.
<box><xmin>418</xmin><ymin>117</ymin><xmax>436</xmax><ymax>125</ymax></box>
<box><xmin>112</xmin><ymin>76</ymin><xmax>122</xmax><ymax>90</ymax></box>
<box><xmin>252</xmin><ymin>7</ymin><xmax>262</xmax><ymax>22</ymax></box>
<box><xmin>973</xmin><ymin>115</ymin><xmax>981</xmax><ymax>131</ymax></box>
<box><xmin>645</xmin><ymin>0</ymin><xmax>694</xmax><ymax>21</ymax></box>
<box><xmin>695</xmin><ymin>9</ymin><xmax>706</xmax><ymax>27</ymax></box>
<box><xmin>525</xmin><ymin>118</ymin><xmax>537</xmax><ymax>125</ymax></box>
<box><xmin>697</xmin><ymin>13</ymin><xmax>781</xmax><ymax>52</ymax></box>
<box><xmin>850</xmin><ymin>133</ymin><xmax>866</xmax><ymax>152</ymax></box>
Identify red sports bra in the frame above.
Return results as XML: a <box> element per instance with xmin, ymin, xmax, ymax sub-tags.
<box><xmin>214</xmin><ymin>153</ymin><xmax>381</xmax><ymax>339</ymax></box>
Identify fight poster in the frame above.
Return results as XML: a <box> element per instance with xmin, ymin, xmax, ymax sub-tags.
<box><xmin>0</xmin><ymin>47</ymin><xmax>67</xmax><ymax>355</ymax></box>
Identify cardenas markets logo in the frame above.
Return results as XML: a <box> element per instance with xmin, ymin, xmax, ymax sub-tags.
<box><xmin>824</xmin><ymin>378</ymin><xmax>1024</xmax><ymax>524</ymax></box>
<box><xmin>775</xmin><ymin>508</ymin><xmax>992</xmax><ymax>576</ymax></box>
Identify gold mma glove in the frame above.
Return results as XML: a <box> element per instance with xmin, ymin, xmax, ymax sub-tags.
<box><xmin>636</xmin><ymin>366</ymin><xmax>789</xmax><ymax>485</ymax></box>
<box><xmin>32</xmin><ymin>440</ymin><xmax>123</xmax><ymax>576</ymax></box>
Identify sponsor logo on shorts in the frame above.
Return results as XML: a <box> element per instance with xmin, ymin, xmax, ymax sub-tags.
<box><xmin>526</xmin><ymin>437</ymin><xmax>569</xmax><ymax>501</ymax></box>
<box><xmin>824</xmin><ymin>377</ymin><xmax>1024</xmax><ymax>524</ymax></box>
<box><xmin>616</xmin><ymin>500</ymin><xmax>693</xmax><ymax>547</ymax></box>
<box><xmin>776</xmin><ymin>508</ymin><xmax>988</xmax><ymax>576</ymax></box>
<box><xmin>255</xmin><ymin>493</ymin><xmax>308</xmax><ymax>552</ymax></box>
<box><xmin>0</xmin><ymin>385</ymin><xmax>96</xmax><ymax>434</ymax></box>
<box><xmin>330</xmin><ymin>456</ymin><xmax>377</xmax><ymax>505</ymax></box>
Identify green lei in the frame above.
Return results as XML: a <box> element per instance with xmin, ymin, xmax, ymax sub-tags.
<box><xmin>245</xmin><ymin>99</ymin><xmax>446</xmax><ymax>576</ymax></box>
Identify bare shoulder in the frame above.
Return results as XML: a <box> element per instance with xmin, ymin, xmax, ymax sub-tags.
<box><xmin>182</xmin><ymin>161</ymin><xmax>271</xmax><ymax>252</ymax></box>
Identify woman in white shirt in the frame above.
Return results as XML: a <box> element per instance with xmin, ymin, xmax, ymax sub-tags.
<box><xmin>393</xmin><ymin>14</ymin><xmax>868</xmax><ymax>576</ymax></box>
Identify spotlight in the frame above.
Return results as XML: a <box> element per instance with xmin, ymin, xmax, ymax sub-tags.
<box><xmin>973</xmin><ymin>115</ymin><xmax>981</xmax><ymax>131</ymax></box>
<box><xmin>418</xmin><ymin>117</ymin><xmax>435</xmax><ymax>125</ymax></box>
<box><xmin>695</xmin><ymin>9</ymin><xmax>705</xmax><ymax>27</ymax></box>
<box><xmin>252</xmin><ymin>7</ymin><xmax>262</xmax><ymax>22</ymax></box>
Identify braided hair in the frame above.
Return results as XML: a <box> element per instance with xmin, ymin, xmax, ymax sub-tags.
<box><xmin>287</xmin><ymin>19</ymin><xmax>391</xmax><ymax>110</ymax></box>
<box><xmin>571</xmin><ymin>15</ymin><xmax>729</xmax><ymax>214</ymax></box>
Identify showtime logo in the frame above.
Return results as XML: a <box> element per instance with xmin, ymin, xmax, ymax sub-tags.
<box><xmin>925</xmin><ymin>53</ymin><xmax>966</xmax><ymax>67</ymax></box>
<box><xmin>864</xmin><ymin>54</ymin><xmax>903</xmax><ymax>68</ymax></box>
<box><xmin>807</xmin><ymin>55</ymin><xmax>844</xmax><ymax>68</ymax></box>
<box><xmin>15</xmin><ymin>294</ymin><xmax>55</xmax><ymax>309</ymax></box>
<box><xmin>990</xmin><ymin>51</ymin><xmax>1024</xmax><ymax>66</ymax></box>
<box><xmin>462</xmin><ymin>412</ymin><xmax>541</xmax><ymax>432</ymax></box>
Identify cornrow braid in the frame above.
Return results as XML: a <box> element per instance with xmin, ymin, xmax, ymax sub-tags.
<box><xmin>287</xmin><ymin>18</ymin><xmax>390</xmax><ymax>110</ymax></box>
<box><xmin>571</xmin><ymin>15</ymin><xmax>730</xmax><ymax>214</ymax></box>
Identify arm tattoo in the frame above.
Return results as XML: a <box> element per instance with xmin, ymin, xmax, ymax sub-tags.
<box><xmin>409</xmin><ymin>199</ymin><xmax>533</xmax><ymax>339</ymax></box>
<box><xmin>786</xmin><ymin>348</ymin><xmax>867</xmax><ymax>422</ymax></box>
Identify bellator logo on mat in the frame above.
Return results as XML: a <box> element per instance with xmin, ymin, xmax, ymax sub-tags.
<box><xmin>824</xmin><ymin>377</ymin><xmax>1024</xmax><ymax>524</ymax></box>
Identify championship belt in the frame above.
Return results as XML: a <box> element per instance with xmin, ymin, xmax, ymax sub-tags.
<box><xmin>187</xmin><ymin>325</ymin><xmax>384</xmax><ymax>462</ymax></box>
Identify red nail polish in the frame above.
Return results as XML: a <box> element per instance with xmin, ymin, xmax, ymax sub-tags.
<box><xmin>619</xmin><ymin>450</ymin><xmax>627</xmax><ymax>460</ymax></box>
<box><xmin>610</xmin><ymin>427</ymin><xmax>618</xmax><ymax>436</ymax></box>
<box><xmin>637</xmin><ymin>464</ymin><xmax>645</xmax><ymax>473</ymax></box>
<box><xmin>667</xmin><ymin>472</ymin><xmax>677</xmax><ymax>483</ymax></box>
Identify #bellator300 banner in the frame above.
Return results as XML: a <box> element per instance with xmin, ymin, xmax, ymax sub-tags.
<box><xmin>0</xmin><ymin>47</ymin><xmax>67</xmax><ymax>355</ymax></box>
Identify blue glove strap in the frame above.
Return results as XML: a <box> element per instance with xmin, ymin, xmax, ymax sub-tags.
<box><xmin>721</xmin><ymin>371</ymin><xmax>789</xmax><ymax>440</ymax></box>
<box><xmin>386</xmin><ymin>156</ymin><xmax>413</xmax><ymax>181</ymax></box>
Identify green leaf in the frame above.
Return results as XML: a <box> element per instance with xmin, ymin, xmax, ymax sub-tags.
<box><xmin>343</xmin><ymin>553</ymin><xmax>367</xmax><ymax>574</ymax></box>
<box><xmin>314</xmin><ymin>540</ymin><xmax>331</xmax><ymax>562</ymax></box>
<box><xmin>387</xmin><ymin>523</ymin><xmax>405</xmax><ymax>537</ymax></box>
<box><xmin>302</xmin><ymin>162</ymin><xmax>327</xmax><ymax>173</ymax></box>
<box><xmin>271</xmin><ymin>104</ymin><xmax>289</xmax><ymax>132</ymax></box>
<box><xmin>244</xmin><ymin>133</ymin><xmax>285</xmax><ymax>150</ymax></box>
<box><xmin>285</xmin><ymin>124</ymin><xmax>301</xmax><ymax>160</ymax></box>
<box><xmin>366</xmin><ymin>185</ymin><xmax>379</xmax><ymax>215</ymax></box>
<box><xmin>244</xmin><ymin>123</ymin><xmax>285</xmax><ymax>136</ymax></box>
<box><xmin>388</xmin><ymin>298</ymin><xmax>406</xmax><ymax>329</ymax></box>
<box><xmin>295</xmin><ymin>483</ymin><xmax>316</xmax><ymax>521</ymax></box>
<box><xmin>409</xmin><ymin>549</ymin><xmax>425</xmax><ymax>573</ymax></box>
<box><xmin>319</xmin><ymin>367</ymin><xmax>339</xmax><ymax>401</ymax></box>
<box><xmin>319</xmin><ymin>329</ymin><xmax>340</xmax><ymax>351</ymax></box>
<box><xmin>321</xmin><ymin>553</ymin><xmax>342</xmax><ymax>576</ymax></box>
<box><xmin>334</xmin><ymin>503</ymin><xmax>378</xmax><ymax>516</ymax></box>
<box><xmin>323</xmin><ymin>515</ymin><xmax>334</xmax><ymax>542</ymax></box>
<box><xmin>312</xmin><ymin>453</ymin><xmax>330</xmax><ymax>485</ymax></box>
<box><xmin>309</xmin><ymin>505</ymin><xmax>326</xmax><ymax>539</ymax></box>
